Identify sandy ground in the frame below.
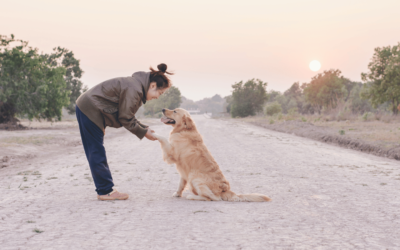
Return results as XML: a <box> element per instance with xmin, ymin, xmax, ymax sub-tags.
<box><xmin>1</xmin><ymin>115</ymin><xmax>400</xmax><ymax>249</ymax></box>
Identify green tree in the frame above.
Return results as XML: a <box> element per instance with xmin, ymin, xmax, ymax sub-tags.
<box><xmin>43</xmin><ymin>47</ymin><xmax>87</xmax><ymax>114</ymax></box>
<box><xmin>361</xmin><ymin>43</ymin><xmax>400</xmax><ymax>114</ymax></box>
<box><xmin>144</xmin><ymin>86</ymin><xmax>182</xmax><ymax>116</ymax></box>
<box><xmin>349</xmin><ymin>83</ymin><xmax>373</xmax><ymax>114</ymax></box>
<box><xmin>0</xmin><ymin>34</ymin><xmax>69</xmax><ymax>123</ymax></box>
<box><xmin>230</xmin><ymin>78</ymin><xmax>268</xmax><ymax>117</ymax></box>
<box><xmin>302</xmin><ymin>69</ymin><xmax>346</xmax><ymax>111</ymax></box>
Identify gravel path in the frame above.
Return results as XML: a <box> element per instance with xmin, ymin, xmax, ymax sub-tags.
<box><xmin>1</xmin><ymin>115</ymin><xmax>399</xmax><ymax>249</ymax></box>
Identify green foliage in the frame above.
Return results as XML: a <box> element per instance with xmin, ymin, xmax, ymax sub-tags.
<box><xmin>144</xmin><ymin>86</ymin><xmax>182</xmax><ymax>116</ymax></box>
<box><xmin>180</xmin><ymin>96</ymin><xmax>199</xmax><ymax>110</ymax></box>
<box><xmin>302</xmin><ymin>69</ymin><xmax>347</xmax><ymax>111</ymax></box>
<box><xmin>0</xmin><ymin>34</ymin><xmax>69</xmax><ymax>123</ymax></box>
<box><xmin>349</xmin><ymin>83</ymin><xmax>373</xmax><ymax>114</ymax></box>
<box><xmin>196</xmin><ymin>94</ymin><xmax>225</xmax><ymax>115</ymax></box>
<box><xmin>361</xmin><ymin>42</ymin><xmax>400</xmax><ymax>114</ymax></box>
<box><xmin>230</xmin><ymin>79</ymin><xmax>268</xmax><ymax>117</ymax></box>
<box><xmin>224</xmin><ymin>95</ymin><xmax>232</xmax><ymax>113</ymax></box>
<box><xmin>362</xmin><ymin>112</ymin><xmax>373</xmax><ymax>121</ymax></box>
<box><xmin>339</xmin><ymin>130</ymin><xmax>345</xmax><ymax>135</ymax></box>
<box><xmin>43</xmin><ymin>47</ymin><xmax>87</xmax><ymax>114</ymax></box>
<box><xmin>265</xmin><ymin>101</ymin><xmax>282</xmax><ymax>116</ymax></box>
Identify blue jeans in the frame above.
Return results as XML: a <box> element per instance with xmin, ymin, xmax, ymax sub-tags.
<box><xmin>76</xmin><ymin>106</ymin><xmax>114</xmax><ymax>195</ymax></box>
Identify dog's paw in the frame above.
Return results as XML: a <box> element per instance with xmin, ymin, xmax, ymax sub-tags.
<box><xmin>186</xmin><ymin>194</ymin><xmax>195</xmax><ymax>200</ymax></box>
<box><xmin>172</xmin><ymin>192</ymin><xmax>181</xmax><ymax>197</ymax></box>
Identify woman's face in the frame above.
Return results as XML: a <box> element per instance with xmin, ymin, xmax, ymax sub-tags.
<box><xmin>146</xmin><ymin>82</ymin><xmax>168</xmax><ymax>101</ymax></box>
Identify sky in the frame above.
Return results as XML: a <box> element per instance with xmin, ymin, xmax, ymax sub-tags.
<box><xmin>1</xmin><ymin>0</ymin><xmax>400</xmax><ymax>101</ymax></box>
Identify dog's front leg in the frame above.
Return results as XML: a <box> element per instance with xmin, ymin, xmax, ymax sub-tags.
<box><xmin>173</xmin><ymin>178</ymin><xmax>187</xmax><ymax>197</ymax></box>
<box><xmin>153</xmin><ymin>134</ymin><xmax>175</xmax><ymax>164</ymax></box>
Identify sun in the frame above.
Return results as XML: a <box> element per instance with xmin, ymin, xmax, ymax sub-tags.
<box><xmin>309</xmin><ymin>60</ymin><xmax>321</xmax><ymax>71</ymax></box>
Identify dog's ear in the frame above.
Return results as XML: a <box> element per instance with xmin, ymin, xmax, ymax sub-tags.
<box><xmin>182</xmin><ymin>115</ymin><xmax>194</xmax><ymax>130</ymax></box>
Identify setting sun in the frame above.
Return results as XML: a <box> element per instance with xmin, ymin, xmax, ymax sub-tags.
<box><xmin>309</xmin><ymin>60</ymin><xmax>321</xmax><ymax>71</ymax></box>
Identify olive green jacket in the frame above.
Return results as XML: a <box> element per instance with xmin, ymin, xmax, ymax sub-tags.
<box><xmin>76</xmin><ymin>71</ymin><xmax>150</xmax><ymax>139</ymax></box>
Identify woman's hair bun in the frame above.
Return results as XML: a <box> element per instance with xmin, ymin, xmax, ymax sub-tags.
<box><xmin>157</xmin><ymin>63</ymin><xmax>167</xmax><ymax>73</ymax></box>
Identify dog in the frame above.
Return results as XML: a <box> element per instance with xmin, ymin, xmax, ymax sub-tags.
<box><xmin>153</xmin><ymin>108</ymin><xmax>271</xmax><ymax>202</ymax></box>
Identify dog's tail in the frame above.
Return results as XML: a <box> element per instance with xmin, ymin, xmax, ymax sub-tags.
<box><xmin>221</xmin><ymin>190</ymin><xmax>271</xmax><ymax>202</ymax></box>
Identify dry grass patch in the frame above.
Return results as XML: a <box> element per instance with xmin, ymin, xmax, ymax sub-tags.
<box><xmin>0</xmin><ymin>136</ymin><xmax>54</xmax><ymax>146</ymax></box>
<box><xmin>230</xmin><ymin>113</ymin><xmax>400</xmax><ymax>160</ymax></box>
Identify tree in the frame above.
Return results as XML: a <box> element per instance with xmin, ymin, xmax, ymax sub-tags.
<box><xmin>180</xmin><ymin>96</ymin><xmax>199</xmax><ymax>110</ymax></box>
<box><xmin>302</xmin><ymin>69</ymin><xmax>347</xmax><ymax>111</ymax></box>
<box><xmin>43</xmin><ymin>47</ymin><xmax>87</xmax><ymax>114</ymax></box>
<box><xmin>196</xmin><ymin>94</ymin><xmax>225</xmax><ymax>115</ymax></box>
<box><xmin>361</xmin><ymin>43</ymin><xmax>400</xmax><ymax>114</ymax></box>
<box><xmin>0</xmin><ymin>34</ymin><xmax>69</xmax><ymax>123</ymax></box>
<box><xmin>230</xmin><ymin>79</ymin><xmax>268</xmax><ymax>117</ymax></box>
<box><xmin>349</xmin><ymin>83</ymin><xmax>373</xmax><ymax>114</ymax></box>
<box><xmin>224</xmin><ymin>95</ymin><xmax>232</xmax><ymax>113</ymax></box>
<box><xmin>144</xmin><ymin>86</ymin><xmax>182</xmax><ymax>116</ymax></box>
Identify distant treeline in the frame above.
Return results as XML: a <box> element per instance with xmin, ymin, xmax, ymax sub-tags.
<box><xmin>2</xmin><ymin>33</ymin><xmax>398</xmax><ymax>123</ymax></box>
<box><xmin>224</xmin><ymin>42</ymin><xmax>400</xmax><ymax>118</ymax></box>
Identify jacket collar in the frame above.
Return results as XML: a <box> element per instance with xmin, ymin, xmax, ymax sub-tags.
<box><xmin>132</xmin><ymin>71</ymin><xmax>151</xmax><ymax>104</ymax></box>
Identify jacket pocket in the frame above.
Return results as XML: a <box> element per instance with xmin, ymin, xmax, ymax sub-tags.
<box><xmin>102</xmin><ymin>107</ymin><xmax>121</xmax><ymax>127</ymax></box>
<box><xmin>103</xmin><ymin>107</ymin><xmax>118</xmax><ymax>114</ymax></box>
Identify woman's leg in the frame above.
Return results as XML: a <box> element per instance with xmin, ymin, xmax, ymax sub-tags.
<box><xmin>76</xmin><ymin>106</ymin><xmax>114</xmax><ymax>195</ymax></box>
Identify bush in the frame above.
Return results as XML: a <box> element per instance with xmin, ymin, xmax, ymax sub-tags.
<box><xmin>265</xmin><ymin>101</ymin><xmax>282</xmax><ymax>116</ymax></box>
<box><xmin>362</xmin><ymin>112</ymin><xmax>373</xmax><ymax>121</ymax></box>
<box><xmin>230</xmin><ymin>79</ymin><xmax>268</xmax><ymax>117</ymax></box>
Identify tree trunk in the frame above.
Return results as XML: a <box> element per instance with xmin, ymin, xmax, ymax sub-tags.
<box><xmin>392</xmin><ymin>99</ymin><xmax>399</xmax><ymax>115</ymax></box>
<box><xmin>0</xmin><ymin>102</ymin><xmax>18</xmax><ymax>124</ymax></box>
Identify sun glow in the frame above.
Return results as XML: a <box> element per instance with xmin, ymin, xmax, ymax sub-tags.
<box><xmin>309</xmin><ymin>60</ymin><xmax>321</xmax><ymax>71</ymax></box>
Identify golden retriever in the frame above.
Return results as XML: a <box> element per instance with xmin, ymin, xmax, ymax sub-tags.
<box><xmin>153</xmin><ymin>108</ymin><xmax>271</xmax><ymax>202</ymax></box>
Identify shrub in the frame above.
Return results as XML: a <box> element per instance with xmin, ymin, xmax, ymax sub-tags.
<box><xmin>265</xmin><ymin>101</ymin><xmax>282</xmax><ymax>116</ymax></box>
<box><xmin>362</xmin><ymin>112</ymin><xmax>373</xmax><ymax>121</ymax></box>
<box><xmin>230</xmin><ymin>79</ymin><xmax>268</xmax><ymax>117</ymax></box>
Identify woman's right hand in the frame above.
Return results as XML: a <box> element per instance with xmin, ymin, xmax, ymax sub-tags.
<box><xmin>144</xmin><ymin>129</ymin><xmax>157</xmax><ymax>141</ymax></box>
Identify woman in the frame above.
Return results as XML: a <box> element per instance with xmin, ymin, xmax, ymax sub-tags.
<box><xmin>75</xmin><ymin>63</ymin><xmax>172</xmax><ymax>200</ymax></box>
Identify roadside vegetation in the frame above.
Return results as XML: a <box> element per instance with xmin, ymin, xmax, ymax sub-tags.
<box><xmin>0</xmin><ymin>34</ymin><xmax>86</xmax><ymax>127</ymax></box>
<box><xmin>220</xmin><ymin>42</ymin><xmax>400</xmax><ymax>160</ymax></box>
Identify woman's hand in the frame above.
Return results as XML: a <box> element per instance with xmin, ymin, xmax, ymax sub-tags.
<box><xmin>144</xmin><ymin>129</ymin><xmax>157</xmax><ymax>141</ymax></box>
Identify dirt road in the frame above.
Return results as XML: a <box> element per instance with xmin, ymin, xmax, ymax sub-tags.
<box><xmin>1</xmin><ymin>115</ymin><xmax>399</xmax><ymax>249</ymax></box>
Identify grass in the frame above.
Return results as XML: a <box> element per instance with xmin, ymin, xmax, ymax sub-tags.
<box><xmin>32</xmin><ymin>228</ymin><xmax>44</xmax><ymax>233</ymax></box>
<box><xmin>193</xmin><ymin>210</ymin><xmax>208</xmax><ymax>214</ymax></box>
<box><xmin>240</xmin><ymin>112</ymin><xmax>400</xmax><ymax>151</ymax></box>
<box><xmin>84</xmin><ymin>176</ymin><xmax>93</xmax><ymax>182</ymax></box>
<box><xmin>1</xmin><ymin>136</ymin><xmax>54</xmax><ymax>146</ymax></box>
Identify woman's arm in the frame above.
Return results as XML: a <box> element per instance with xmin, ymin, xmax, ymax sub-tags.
<box><xmin>117</xmin><ymin>87</ymin><xmax>148</xmax><ymax>139</ymax></box>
